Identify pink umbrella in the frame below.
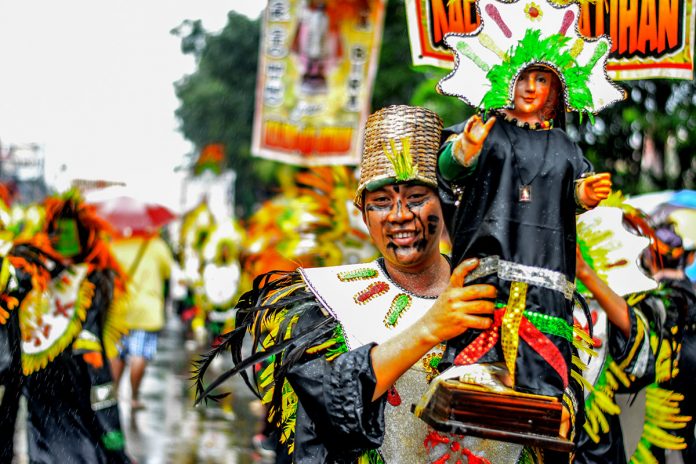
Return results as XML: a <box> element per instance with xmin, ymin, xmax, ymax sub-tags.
<box><xmin>94</xmin><ymin>196</ymin><xmax>177</xmax><ymax>236</ymax></box>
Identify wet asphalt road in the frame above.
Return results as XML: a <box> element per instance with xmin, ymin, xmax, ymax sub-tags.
<box><xmin>13</xmin><ymin>317</ymin><xmax>272</xmax><ymax>464</ymax></box>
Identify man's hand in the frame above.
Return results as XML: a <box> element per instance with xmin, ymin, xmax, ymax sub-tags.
<box><xmin>577</xmin><ymin>172</ymin><xmax>612</xmax><ymax>210</ymax></box>
<box><xmin>370</xmin><ymin>258</ymin><xmax>496</xmax><ymax>400</ymax></box>
<box><xmin>452</xmin><ymin>115</ymin><xmax>496</xmax><ymax>167</ymax></box>
<box><xmin>419</xmin><ymin>258</ymin><xmax>496</xmax><ymax>345</ymax></box>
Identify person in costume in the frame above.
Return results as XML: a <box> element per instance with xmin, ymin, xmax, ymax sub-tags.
<box><xmin>572</xmin><ymin>205</ymin><xmax>655</xmax><ymax>464</ymax></box>
<box><xmin>433</xmin><ymin>0</ymin><xmax>624</xmax><ymax>433</ymax></box>
<box><xmin>0</xmin><ymin>198</ymin><xmax>24</xmax><ymax>462</ymax></box>
<box><xmin>629</xmin><ymin>221</ymin><xmax>696</xmax><ymax>463</ymax></box>
<box><xmin>0</xmin><ymin>269</ymin><xmax>22</xmax><ymax>463</ymax></box>
<box><xmin>195</xmin><ymin>105</ymin><xmax>499</xmax><ymax>463</ymax></box>
<box><xmin>7</xmin><ymin>191</ymin><xmax>131</xmax><ymax>463</ymax></box>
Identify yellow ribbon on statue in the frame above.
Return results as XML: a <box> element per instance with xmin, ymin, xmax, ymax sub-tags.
<box><xmin>501</xmin><ymin>281</ymin><xmax>528</xmax><ymax>386</ymax></box>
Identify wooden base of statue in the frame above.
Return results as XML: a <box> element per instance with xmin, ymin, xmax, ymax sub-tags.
<box><xmin>414</xmin><ymin>379</ymin><xmax>575</xmax><ymax>453</ymax></box>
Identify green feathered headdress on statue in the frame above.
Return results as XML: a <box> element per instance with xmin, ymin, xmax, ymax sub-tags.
<box><xmin>439</xmin><ymin>0</ymin><xmax>625</xmax><ymax>119</ymax></box>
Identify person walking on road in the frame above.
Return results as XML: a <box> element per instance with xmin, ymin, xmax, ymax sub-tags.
<box><xmin>110</xmin><ymin>232</ymin><xmax>173</xmax><ymax>411</ymax></box>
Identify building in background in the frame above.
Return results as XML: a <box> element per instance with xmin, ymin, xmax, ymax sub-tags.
<box><xmin>0</xmin><ymin>140</ymin><xmax>47</xmax><ymax>204</ymax></box>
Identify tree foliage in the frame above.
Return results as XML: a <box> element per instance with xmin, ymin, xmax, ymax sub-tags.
<box><xmin>571</xmin><ymin>80</ymin><xmax>696</xmax><ymax>195</ymax></box>
<box><xmin>173</xmin><ymin>13</ymin><xmax>278</xmax><ymax>217</ymax></box>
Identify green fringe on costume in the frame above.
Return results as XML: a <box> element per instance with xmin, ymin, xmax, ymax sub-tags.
<box><xmin>358</xmin><ymin>448</ymin><xmax>385</xmax><ymax>464</ymax></box>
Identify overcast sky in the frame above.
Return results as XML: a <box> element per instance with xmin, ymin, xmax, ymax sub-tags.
<box><xmin>0</xmin><ymin>1</ymin><xmax>264</xmax><ymax>211</ymax></box>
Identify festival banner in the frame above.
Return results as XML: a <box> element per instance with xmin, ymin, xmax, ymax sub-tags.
<box><xmin>405</xmin><ymin>0</ymin><xmax>695</xmax><ymax>80</ymax></box>
<box><xmin>252</xmin><ymin>0</ymin><xmax>387</xmax><ymax>166</ymax></box>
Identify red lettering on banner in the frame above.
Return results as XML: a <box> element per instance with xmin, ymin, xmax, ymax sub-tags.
<box><xmin>431</xmin><ymin>0</ymin><xmax>480</xmax><ymax>44</ymax></box>
<box><xmin>579</xmin><ymin>0</ymin><xmax>682</xmax><ymax>56</ymax></box>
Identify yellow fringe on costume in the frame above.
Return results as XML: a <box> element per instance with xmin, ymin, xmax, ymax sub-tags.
<box><xmin>629</xmin><ymin>333</ymin><xmax>692</xmax><ymax>463</ymax></box>
<box><xmin>102</xmin><ymin>288</ymin><xmax>130</xmax><ymax>360</ymax></box>
<box><xmin>577</xmin><ymin>358</ymin><xmax>626</xmax><ymax>444</ymax></box>
<box><xmin>0</xmin><ymin>257</ymin><xmax>18</xmax><ymax>324</ymax></box>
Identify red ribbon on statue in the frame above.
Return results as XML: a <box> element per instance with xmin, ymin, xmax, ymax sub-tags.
<box><xmin>453</xmin><ymin>307</ymin><xmax>568</xmax><ymax>387</ymax></box>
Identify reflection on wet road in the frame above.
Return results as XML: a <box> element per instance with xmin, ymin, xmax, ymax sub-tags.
<box><xmin>14</xmin><ymin>317</ymin><xmax>273</xmax><ymax>464</ymax></box>
<box><xmin>124</xmin><ymin>318</ymin><xmax>265</xmax><ymax>464</ymax></box>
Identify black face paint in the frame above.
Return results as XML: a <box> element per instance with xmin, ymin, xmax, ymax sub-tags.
<box><xmin>427</xmin><ymin>215</ymin><xmax>440</xmax><ymax>236</ymax></box>
<box><xmin>413</xmin><ymin>214</ymin><xmax>428</xmax><ymax>251</ymax></box>
<box><xmin>406</xmin><ymin>196</ymin><xmax>428</xmax><ymax>209</ymax></box>
<box><xmin>391</xmin><ymin>185</ymin><xmax>400</xmax><ymax>193</ymax></box>
<box><xmin>365</xmin><ymin>204</ymin><xmax>388</xmax><ymax>212</ymax></box>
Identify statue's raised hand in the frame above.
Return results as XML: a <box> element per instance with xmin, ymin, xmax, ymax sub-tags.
<box><xmin>577</xmin><ymin>172</ymin><xmax>612</xmax><ymax>210</ymax></box>
<box><xmin>452</xmin><ymin>115</ymin><xmax>496</xmax><ymax>167</ymax></box>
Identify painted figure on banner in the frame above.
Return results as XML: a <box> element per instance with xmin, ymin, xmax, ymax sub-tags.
<box><xmin>291</xmin><ymin>0</ymin><xmax>343</xmax><ymax>95</ymax></box>
<box><xmin>254</xmin><ymin>0</ymin><xmax>386</xmax><ymax>165</ymax></box>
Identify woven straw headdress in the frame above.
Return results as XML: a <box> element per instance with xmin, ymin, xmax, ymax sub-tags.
<box><xmin>354</xmin><ymin>105</ymin><xmax>443</xmax><ymax>208</ymax></box>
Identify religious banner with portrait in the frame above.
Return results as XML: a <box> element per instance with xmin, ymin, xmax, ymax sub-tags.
<box><xmin>405</xmin><ymin>0</ymin><xmax>695</xmax><ymax>80</ymax></box>
<box><xmin>252</xmin><ymin>0</ymin><xmax>387</xmax><ymax>165</ymax></box>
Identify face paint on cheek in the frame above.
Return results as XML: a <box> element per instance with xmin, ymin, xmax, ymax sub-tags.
<box><xmin>427</xmin><ymin>215</ymin><xmax>440</xmax><ymax>236</ymax></box>
<box><xmin>413</xmin><ymin>215</ymin><xmax>429</xmax><ymax>250</ymax></box>
<box><xmin>365</xmin><ymin>204</ymin><xmax>389</xmax><ymax>212</ymax></box>
<box><xmin>406</xmin><ymin>197</ymin><xmax>427</xmax><ymax>209</ymax></box>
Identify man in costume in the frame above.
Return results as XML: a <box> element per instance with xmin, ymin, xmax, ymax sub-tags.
<box><xmin>7</xmin><ymin>192</ymin><xmax>131</xmax><ymax>463</ymax></box>
<box><xmin>196</xmin><ymin>105</ymin><xmax>499</xmax><ymax>463</ymax></box>
<box><xmin>629</xmin><ymin>222</ymin><xmax>696</xmax><ymax>463</ymax></box>
<box><xmin>572</xmin><ymin>205</ymin><xmax>655</xmax><ymax>464</ymax></box>
<box><xmin>432</xmin><ymin>0</ymin><xmax>623</xmax><ymax>438</ymax></box>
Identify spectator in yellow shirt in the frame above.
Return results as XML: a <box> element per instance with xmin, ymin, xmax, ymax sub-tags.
<box><xmin>110</xmin><ymin>233</ymin><xmax>173</xmax><ymax>411</ymax></box>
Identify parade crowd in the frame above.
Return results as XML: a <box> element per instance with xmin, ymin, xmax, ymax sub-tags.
<box><xmin>2</xmin><ymin>2</ymin><xmax>696</xmax><ymax>464</ymax></box>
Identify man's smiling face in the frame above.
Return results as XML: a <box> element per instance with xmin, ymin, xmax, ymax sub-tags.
<box><xmin>362</xmin><ymin>183</ymin><xmax>443</xmax><ymax>272</ymax></box>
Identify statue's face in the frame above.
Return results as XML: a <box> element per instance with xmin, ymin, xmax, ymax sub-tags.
<box><xmin>509</xmin><ymin>69</ymin><xmax>554</xmax><ymax>122</ymax></box>
<box><xmin>50</xmin><ymin>218</ymin><xmax>81</xmax><ymax>258</ymax></box>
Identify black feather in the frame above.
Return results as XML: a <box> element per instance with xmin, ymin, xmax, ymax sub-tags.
<box><xmin>195</xmin><ymin>316</ymin><xmax>334</xmax><ymax>405</ymax></box>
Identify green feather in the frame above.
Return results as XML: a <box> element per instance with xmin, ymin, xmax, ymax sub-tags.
<box><xmin>382</xmin><ymin>137</ymin><xmax>418</xmax><ymax>182</ymax></box>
